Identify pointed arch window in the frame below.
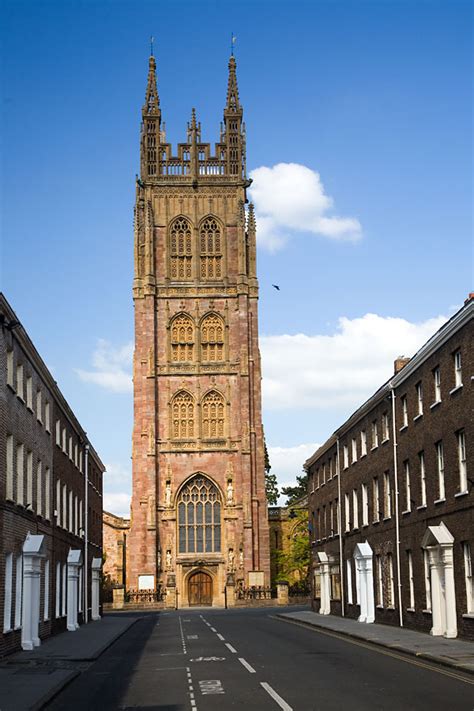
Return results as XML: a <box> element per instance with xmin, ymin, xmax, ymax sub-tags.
<box><xmin>200</xmin><ymin>217</ymin><xmax>222</xmax><ymax>280</ymax></box>
<box><xmin>171</xmin><ymin>314</ymin><xmax>194</xmax><ymax>362</ymax></box>
<box><xmin>177</xmin><ymin>475</ymin><xmax>221</xmax><ymax>553</ymax></box>
<box><xmin>170</xmin><ymin>217</ymin><xmax>193</xmax><ymax>281</ymax></box>
<box><xmin>202</xmin><ymin>390</ymin><xmax>225</xmax><ymax>439</ymax></box>
<box><xmin>171</xmin><ymin>391</ymin><xmax>195</xmax><ymax>439</ymax></box>
<box><xmin>201</xmin><ymin>314</ymin><xmax>224</xmax><ymax>362</ymax></box>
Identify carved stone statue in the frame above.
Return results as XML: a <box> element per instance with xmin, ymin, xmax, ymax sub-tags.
<box><xmin>166</xmin><ymin>549</ymin><xmax>172</xmax><ymax>570</ymax></box>
<box><xmin>228</xmin><ymin>548</ymin><xmax>235</xmax><ymax>571</ymax></box>
<box><xmin>227</xmin><ymin>478</ymin><xmax>234</xmax><ymax>505</ymax></box>
<box><xmin>165</xmin><ymin>479</ymin><xmax>172</xmax><ymax>506</ymax></box>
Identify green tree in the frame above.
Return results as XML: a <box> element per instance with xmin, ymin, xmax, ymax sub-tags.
<box><xmin>281</xmin><ymin>472</ymin><xmax>308</xmax><ymax>505</ymax></box>
<box><xmin>276</xmin><ymin>511</ymin><xmax>310</xmax><ymax>583</ymax></box>
<box><xmin>264</xmin><ymin>438</ymin><xmax>279</xmax><ymax>505</ymax></box>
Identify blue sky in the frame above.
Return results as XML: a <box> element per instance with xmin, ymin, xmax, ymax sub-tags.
<box><xmin>1</xmin><ymin>0</ymin><xmax>472</xmax><ymax>512</ymax></box>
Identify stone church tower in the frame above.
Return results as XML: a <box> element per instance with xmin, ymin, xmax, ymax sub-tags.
<box><xmin>127</xmin><ymin>50</ymin><xmax>270</xmax><ymax>606</ymax></box>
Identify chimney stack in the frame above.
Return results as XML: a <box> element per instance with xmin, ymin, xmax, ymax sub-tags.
<box><xmin>394</xmin><ymin>356</ymin><xmax>410</xmax><ymax>374</ymax></box>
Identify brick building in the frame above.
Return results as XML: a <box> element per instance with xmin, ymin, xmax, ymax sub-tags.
<box><xmin>127</xmin><ymin>50</ymin><xmax>270</xmax><ymax>607</ymax></box>
<box><xmin>306</xmin><ymin>296</ymin><xmax>473</xmax><ymax>639</ymax></box>
<box><xmin>0</xmin><ymin>294</ymin><xmax>105</xmax><ymax>656</ymax></box>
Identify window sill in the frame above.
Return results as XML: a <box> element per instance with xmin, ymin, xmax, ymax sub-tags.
<box><xmin>376</xmin><ymin>604</ymin><xmax>384</xmax><ymax>609</ymax></box>
<box><xmin>422</xmin><ymin>609</ymin><xmax>432</xmax><ymax>615</ymax></box>
<box><xmin>455</xmin><ymin>490</ymin><xmax>469</xmax><ymax>498</ymax></box>
<box><xmin>7</xmin><ymin>382</ymin><xmax>15</xmax><ymax>393</ymax></box>
<box><xmin>406</xmin><ymin>608</ymin><xmax>415</xmax><ymax>613</ymax></box>
<box><xmin>26</xmin><ymin>405</ymin><xmax>33</xmax><ymax>413</ymax></box>
<box><xmin>381</xmin><ymin>438</ymin><xmax>390</xmax><ymax>445</ymax></box>
<box><xmin>360</xmin><ymin>453</ymin><xmax>367</xmax><ymax>459</ymax></box>
<box><xmin>462</xmin><ymin>613</ymin><xmax>474</xmax><ymax>619</ymax></box>
<box><xmin>417</xmin><ymin>504</ymin><xmax>427</xmax><ymax>510</ymax></box>
<box><xmin>371</xmin><ymin>445</ymin><xmax>378</xmax><ymax>452</ymax></box>
<box><xmin>362</xmin><ymin>523</ymin><xmax>369</xmax><ymax>528</ymax></box>
<box><xmin>399</xmin><ymin>425</ymin><xmax>408</xmax><ymax>432</ymax></box>
<box><xmin>402</xmin><ymin>509</ymin><xmax>411</xmax><ymax>515</ymax></box>
<box><xmin>449</xmin><ymin>385</ymin><xmax>463</xmax><ymax>395</ymax></box>
<box><xmin>413</xmin><ymin>414</ymin><xmax>423</xmax><ymax>422</ymax></box>
<box><xmin>17</xmin><ymin>395</ymin><xmax>25</xmax><ymax>403</ymax></box>
<box><xmin>373</xmin><ymin>519</ymin><xmax>380</xmax><ymax>525</ymax></box>
<box><xmin>434</xmin><ymin>498</ymin><xmax>446</xmax><ymax>505</ymax></box>
<box><xmin>430</xmin><ymin>400</ymin><xmax>441</xmax><ymax>410</ymax></box>
<box><xmin>387</xmin><ymin>606</ymin><xmax>396</xmax><ymax>610</ymax></box>
<box><xmin>2</xmin><ymin>627</ymin><xmax>13</xmax><ymax>635</ymax></box>
<box><xmin>383</xmin><ymin>516</ymin><xmax>391</xmax><ymax>522</ymax></box>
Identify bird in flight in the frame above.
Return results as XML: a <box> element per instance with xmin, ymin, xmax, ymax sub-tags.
<box><xmin>272</xmin><ymin>284</ymin><xmax>280</xmax><ymax>291</ymax></box>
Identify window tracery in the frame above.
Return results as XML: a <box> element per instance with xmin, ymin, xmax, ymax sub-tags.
<box><xmin>170</xmin><ymin>217</ymin><xmax>192</xmax><ymax>280</ymax></box>
<box><xmin>201</xmin><ymin>314</ymin><xmax>224</xmax><ymax>362</ymax></box>
<box><xmin>171</xmin><ymin>391</ymin><xmax>195</xmax><ymax>439</ymax></box>
<box><xmin>177</xmin><ymin>475</ymin><xmax>221</xmax><ymax>554</ymax></box>
<box><xmin>201</xmin><ymin>390</ymin><xmax>225</xmax><ymax>439</ymax></box>
<box><xmin>171</xmin><ymin>314</ymin><xmax>194</xmax><ymax>362</ymax></box>
<box><xmin>200</xmin><ymin>217</ymin><xmax>222</xmax><ymax>280</ymax></box>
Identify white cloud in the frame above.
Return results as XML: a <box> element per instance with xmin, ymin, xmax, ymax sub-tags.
<box><xmin>104</xmin><ymin>461</ymin><xmax>131</xmax><ymax>485</ymax></box>
<box><xmin>267</xmin><ymin>443</ymin><xmax>320</xmax><ymax>505</ymax></box>
<box><xmin>103</xmin><ymin>492</ymin><xmax>131</xmax><ymax>518</ymax></box>
<box><xmin>261</xmin><ymin>312</ymin><xmax>448</xmax><ymax>411</ymax></box>
<box><xmin>76</xmin><ymin>339</ymin><xmax>133</xmax><ymax>393</ymax></box>
<box><xmin>249</xmin><ymin>163</ymin><xmax>362</xmax><ymax>251</ymax></box>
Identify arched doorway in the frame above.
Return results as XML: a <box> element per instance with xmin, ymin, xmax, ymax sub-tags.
<box><xmin>188</xmin><ymin>571</ymin><xmax>213</xmax><ymax>606</ymax></box>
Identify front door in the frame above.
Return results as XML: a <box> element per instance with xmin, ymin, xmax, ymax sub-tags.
<box><xmin>188</xmin><ymin>571</ymin><xmax>212</xmax><ymax>606</ymax></box>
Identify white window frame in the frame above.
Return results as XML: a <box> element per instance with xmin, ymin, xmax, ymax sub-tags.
<box><xmin>401</xmin><ymin>395</ymin><xmax>408</xmax><ymax>428</ymax></box>
<box><xmin>371</xmin><ymin>420</ymin><xmax>378</xmax><ymax>449</ymax></box>
<box><xmin>343</xmin><ymin>445</ymin><xmax>349</xmax><ymax>470</ymax></box>
<box><xmin>56</xmin><ymin>420</ymin><xmax>61</xmax><ymax>446</ymax></box>
<box><xmin>16</xmin><ymin>443</ymin><xmax>24</xmax><ymax>505</ymax></box>
<box><xmin>362</xmin><ymin>483</ymin><xmax>368</xmax><ymax>526</ymax></box>
<box><xmin>373</xmin><ymin>477</ymin><xmax>380</xmax><ymax>522</ymax></box>
<box><xmin>416</xmin><ymin>382</ymin><xmax>423</xmax><ymax>416</ymax></box>
<box><xmin>419</xmin><ymin>451</ymin><xmax>426</xmax><ymax>507</ymax></box>
<box><xmin>45</xmin><ymin>402</ymin><xmax>51</xmax><ymax>432</ymax></box>
<box><xmin>376</xmin><ymin>554</ymin><xmax>383</xmax><ymax>607</ymax></box>
<box><xmin>360</xmin><ymin>430</ymin><xmax>367</xmax><ymax>456</ymax></box>
<box><xmin>26</xmin><ymin>376</ymin><xmax>33</xmax><ymax>410</ymax></box>
<box><xmin>62</xmin><ymin>563</ymin><xmax>67</xmax><ymax>617</ymax></box>
<box><xmin>16</xmin><ymin>364</ymin><xmax>24</xmax><ymax>400</ymax></box>
<box><xmin>423</xmin><ymin>550</ymin><xmax>432</xmax><ymax>611</ymax></box>
<box><xmin>463</xmin><ymin>542</ymin><xmax>473</xmax><ymax>614</ymax></box>
<box><xmin>351</xmin><ymin>438</ymin><xmax>357</xmax><ymax>463</ymax></box>
<box><xmin>62</xmin><ymin>484</ymin><xmax>67</xmax><ymax>529</ymax></box>
<box><xmin>56</xmin><ymin>479</ymin><xmax>61</xmax><ymax>524</ymax></box>
<box><xmin>436</xmin><ymin>441</ymin><xmax>445</xmax><ymax>500</ymax></box>
<box><xmin>44</xmin><ymin>559</ymin><xmax>50</xmax><ymax>621</ymax></box>
<box><xmin>26</xmin><ymin>451</ymin><xmax>33</xmax><ymax>509</ymax></box>
<box><xmin>36</xmin><ymin>388</ymin><xmax>42</xmax><ymax>422</ymax></box>
<box><xmin>45</xmin><ymin>467</ymin><xmax>51</xmax><ymax>520</ymax></box>
<box><xmin>457</xmin><ymin>430</ymin><xmax>467</xmax><ymax>493</ymax></box>
<box><xmin>3</xmin><ymin>553</ymin><xmax>13</xmax><ymax>632</ymax></box>
<box><xmin>382</xmin><ymin>412</ymin><xmax>389</xmax><ymax>442</ymax></box>
<box><xmin>433</xmin><ymin>367</ymin><xmax>441</xmax><ymax>403</ymax></box>
<box><xmin>55</xmin><ymin>562</ymin><xmax>61</xmax><ymax>618</ymax></box>
<box><xmin>37</xmin><ymin>460</ymin><xmax>43</xmax><ymax>516</ymax></box>
<box><xmin>383</xmin><ymin>471</ymin><xmax>391</xmax><ymax>519</ymax></box>
<box><xmin>407</xmin><ymin>550</ymin><xmax>415</xmax><ymax>609</ymax></box>
<box><xmin>454</xmin><ymin>350</ymin><xmax>462</xmax><ymax>388</ymax></box>
<box><xmin>344</xmin><ymin>493</ymin><xmax>350</xmax><ymax>531</ymax></box>
<box><xmin>7</xmin><ymin>350</ymin><xmax>14</xmax><ymax>388</ymax></box>
<box><xmin>346</xmin><ymin>559</ymin><xmax>353</xmax><ymax>604</ymax></box>
<box><xmin>387</xmin><ymin>553</ymin><xmax>395</xmax><ymax>607</ymax></box>
<box><xmin>6</xmin><ymin>434</ymin><xmax>14</xmax><ymax>501</ymax></box>
<box><xmin>352</xmin><ymin>489</ymin><xmax>359</xmax><ymax>529</ymax></box>
<box><xmin>404</xmin><ymin>460</ymin><xmax>411</xmax><ymax>512</ymax></box>
<box><xmin>14</xmin><ymin>554</ymin><xmax>23</xmax><ymax>629</ymax></box>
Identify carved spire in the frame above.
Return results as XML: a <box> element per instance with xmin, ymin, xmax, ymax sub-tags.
<box><xmin>140</xmin><ymin>54</ymin><xmax>161</xmax><ymax>180</ymax></box>
<box><xmin>225</xmin><ymin>56</ymin><xmax>241</xmax><ymax>112</ymax></box>
<box><xmin>247</xmin><ymin>203</ymin><xmax>257</xmax><ymax>278</ymax></box>
<box><xmin>223</xmin><ymin>56</ymin><xmax>245</xmax><ymax>178</ymax></box>
<box><xmin>142</xmin><ymin>55</ymin><xmax>161</xmax><ymax>118</ymax></box>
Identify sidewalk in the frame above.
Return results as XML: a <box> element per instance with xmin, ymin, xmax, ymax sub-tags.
<box><xmin>0</xmin><ymin>614</ymin><xmax>138</xmax><ymax>711</ymax></box>
<box><xmin>278</xmin><ymin>610</ymin><xmax>474</xmax><ymax>676</ymax></box>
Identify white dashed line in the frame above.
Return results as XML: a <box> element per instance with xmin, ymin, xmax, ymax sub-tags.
<box><xmin>217</xmin><ymin>633</ymin><xmax>225</xmax><ymax>641</ymax></box>
<box><xmin>225</xmin><ymin>643</ymin><xmax>237</xmax><ymax>653</ymax></box>
<box><xmin>186</xmin><ymin>666</ymin><xmax>198</xmax><ymax>710</ymax></box>
<box><xmin>179</xmin><ymin>617</ymin><xmax>187</xmax><ymax>654</ymax></box>
<box><xmin>238</xmin><ymin>657</ymin><xmax>256</xmax><ymax>674</ymax></box>
<box><xmin>260</xmin><ymin>682</ymin><xmax>293</xmax><ymax>710</ymax></box>
<box><xmin>210</xmin><ymin>627</ymin><xmax>217</xmax><ymax>633</ymax></box>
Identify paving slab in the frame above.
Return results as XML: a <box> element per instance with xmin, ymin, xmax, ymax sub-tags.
<box><xmin>0</xmin><ymin>615</ymin><xmax>139</xmax><ymax>710</ymax></box>
<box><xmin>278</xmin><ymin>610</ymin><xmax>474</xmax><ymax>675</ymax></box>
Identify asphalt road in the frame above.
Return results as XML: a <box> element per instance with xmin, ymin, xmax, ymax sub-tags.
<box><xmin>46</xmin><ymin>607</ymin><xmax>473</xmax><ymax>711</ymax></box>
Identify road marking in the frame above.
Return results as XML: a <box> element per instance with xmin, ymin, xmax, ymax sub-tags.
<box><xmin>210</xmin><ymin>627</ymin><xmax>217</xmax><ymax>632</ymax></box>
<box><xmin>225</xmin><ymin>643</ymin><xmax>237</xmax><ymax>653</ymax></box>
<box><xmin>187</xmin><ymin>635</ymin><xmax>198</xmax><ymax>639</ymax></box>
<box><xmin>274</xmin><ymin>616</ymin><xmax>474</xmax><ymax>685</ymax></box>
<box><xmin>261</xmin><ymin>682</ymin><xmax>293</xmax><ymax>711</ymax></box>
<box><xmin>216</xmin><ymin>633</ymin><xmax>225</xmax><ymax>641</ymax></box>
<box><xmin>199</xmin><ymin>679</ymin><xmax>225</xmax><ymax>695</ymax></box>
<box><xmin>238</xmin><ymin>657</ymin><xmax>256</xmax><ymax>673</ymax></box>
<box><xmin>186</xmin><ymin>666</ymin><xmax>198</xmax><ymax>710</ymax></box>
<box><xmin>179</xmin><ymin>616</ymin><xmax>187</xmax><ymax>654</ymax></box>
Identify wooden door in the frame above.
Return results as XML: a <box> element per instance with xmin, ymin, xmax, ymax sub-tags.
<box><xmin>188</xmin><ymin>571</ymin><xmax>212</xmax><ymax>606</ymax></box>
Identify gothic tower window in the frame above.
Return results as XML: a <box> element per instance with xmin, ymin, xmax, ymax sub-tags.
<box><xmin>201</xmin><ymin>313</ymin><xmax>224</xmax><ymax>362</ymax></box>
<box><xmin>170</xmin><ymin>217</ymin><xmax>193</xmax><ymax>281</ymax></box>
<box><xmin>201</xmin><ymin>390</ymin><xmax>225</xmax><ymax>439</ymax></box>
<box><xmin>171</xmin><ymin>314</ymin><xmax>194</xmax><ymax>362</ymax></box>
<box><xmin>177</xmin><ymin>475</ymin><xmax>221</xmax><ymax>553</ymax></box>
<box><xmin>200</xmin><ymin>217</ymin><xmax>222</xmax><ymax>280</ymax></box>
<box><xmin>171</xmin><ymin>391</ymin><xmax>195</xmax><ymax>439</ymax></box>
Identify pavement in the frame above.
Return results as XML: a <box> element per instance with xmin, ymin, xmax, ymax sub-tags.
<box><xmin>278</xmin><ymin>609</ymin><xmax>474</xmax><ymax>675</ymax></box>
<box><xmin>0</xmin><ymin>614</ymin><xmax>138</xmax><ymax>711</ymax></box>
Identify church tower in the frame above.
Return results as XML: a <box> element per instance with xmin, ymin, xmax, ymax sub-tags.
<box><xmin>128</xmin><ymin>49</ymin><xmax>270</xmax><ymax>606</ymax></box>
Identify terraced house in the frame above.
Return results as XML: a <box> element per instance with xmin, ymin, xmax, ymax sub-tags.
<box><xmin>306</xmin><ymin>295</ymin><xmax>473</xmax><ymax>639</ymax></box>
<box><xmin>0</xmin><ymin>294</ymin><xmax>105</xmax><ymax>656</ymax></box>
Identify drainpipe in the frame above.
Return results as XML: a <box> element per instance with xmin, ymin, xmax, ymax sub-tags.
<box><xmin>336</xmin><ymin>437</ymin><xmax>345</xmax><ymax>616</ymax></box>
<box><xmin>84</xmin><ymin>443</ymin><xmax>90</xmax><ymax>623</ymax></box>
<box><xmin>390</xmin><ymin>387</ymin><xmax>403</xmax><ymax>627</ymax></box>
